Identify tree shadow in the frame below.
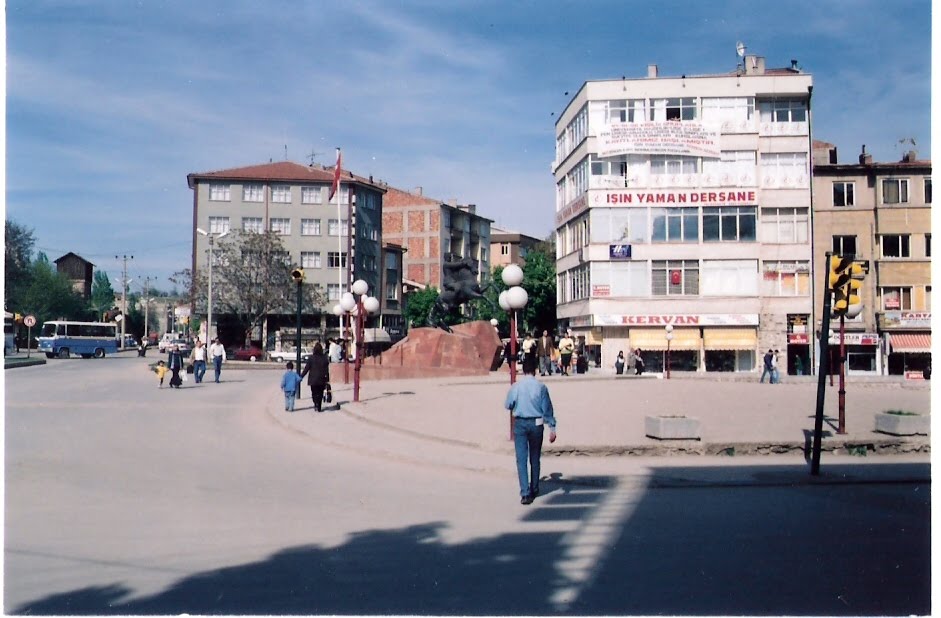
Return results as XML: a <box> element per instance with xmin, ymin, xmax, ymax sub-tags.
<box><xmin>11</xmin><ymin>463</ymin><xmax>929</xmax><ymax>616</ymax></box>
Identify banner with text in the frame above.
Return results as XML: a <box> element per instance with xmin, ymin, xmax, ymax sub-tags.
<box><xmin>597</xmin><ymin>121</ymin><xmax>721</xmax><ymax>158</ymax></box>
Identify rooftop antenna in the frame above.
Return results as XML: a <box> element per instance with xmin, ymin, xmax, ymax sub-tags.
<box><xmin>736</xmin><ymin>41</ymin><xmax>746</xmax><ymax>58</ymax></box>
<box><xmin>307</xmin><ymin>149</ymin><xmax>324</xmax><ymax>166</ymax></box>
<box><xmin>284</xmin><ymin>144</ymin><xmax>288</xmax><ymax>161</ymax></box>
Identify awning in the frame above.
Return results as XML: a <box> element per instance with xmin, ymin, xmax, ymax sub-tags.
<box><xmin>364</xmin><ymin>328</ymin><xmax>392</xmax><ymax>344</ymax></box>
<box><xmin>629</xmin><ymin>327</ymin><xmax>700</xmax><ymax>351</ymax></box>
<box><xmin>890</xmin><ymin>333</ymin><xmax>932</xmax><ymax>354</ymax></box>
<box><xmin>703</xmin><ymin>328</ymin><xmax>758</xmax><ymax>351</ymax></box>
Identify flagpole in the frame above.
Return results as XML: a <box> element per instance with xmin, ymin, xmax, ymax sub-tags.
<box><xmin>332</xmin><ymin>147</ymin><xmax>349</xmax><ymax>383</ymax></box>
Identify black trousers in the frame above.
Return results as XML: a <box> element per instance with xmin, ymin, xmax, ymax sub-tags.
<box><xmin>310</xmin><ymin>384</ymin><xmax>326</xmax><ymax>410</ymax></box>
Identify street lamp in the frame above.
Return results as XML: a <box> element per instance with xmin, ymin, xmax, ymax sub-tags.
<box><xmin>501</xmin><ymin>264</ymin><xmax>528</xmax><ymax>441</ymax></box>
<box><xmin>291</xmin><ymin>268</ymin><xmax>305</xmax><ymax>375</ymax></box>
<box><xmin>337</xmin><ymin>279</ymin><xmax>379</xmax><ymax>402</ymax></box>
<box><xmin>664</xmin><ymin>324</ymin><xmax>674</xmax><ymax>380</ymax></box>
<box><xmin>197</xmin><ymin>228</ymin><xmax>229</xmax><ymax>342</ymax></box>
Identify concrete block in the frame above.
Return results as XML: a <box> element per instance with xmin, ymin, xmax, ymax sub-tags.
<box><xmin>874</xmin><ymin>412</ymin><xmax>929</xmax><ymax>436</ymax></box>
<box><xmin>645</xmin><ymin>415</ymin><xmax>701</xmax><ymax>440</ymax></box>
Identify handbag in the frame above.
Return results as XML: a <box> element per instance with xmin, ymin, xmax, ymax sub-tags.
<box><xmin>323</xmin><ymin>383</ymin><xmax>332</xmax><ymax>404</ymax></box>
<box><xmin>181</xmin><ymin>370</ymin><xmax>188</xmax><ymax>382</ymax></box>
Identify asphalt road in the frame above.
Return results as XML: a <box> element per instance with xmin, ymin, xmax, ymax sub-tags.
<box><xmin>4</xmin><ymin>355</ymin><xmax>931</xmax><ymax>615</ymax></box>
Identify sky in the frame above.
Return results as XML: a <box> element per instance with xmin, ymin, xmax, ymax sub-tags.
<box><xmin>4</xmin><ymin>0</ymin><xmax>934</xmax><ymax>293</ymax></box>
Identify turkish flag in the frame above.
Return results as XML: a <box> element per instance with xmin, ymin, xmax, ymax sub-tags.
<box><xmin>329</xmin><ymin>148</ymin><xmax>342</xmax><ymax>201</ymax></box>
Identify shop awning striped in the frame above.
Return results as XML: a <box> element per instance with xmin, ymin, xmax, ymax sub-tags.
<box><xmin>703</xmin><ymin>328</ymin><xmax>758</xmax><ymax>351</ymax></box>
<box><xmin>629</xmin><ymin>327</ymin><xmax>700</xmax><ymax>351</ymax></box>
<box><xmin>889</xmin><ymin>333</ymin><xmax>932</xmax><ymax>353</ymax></box>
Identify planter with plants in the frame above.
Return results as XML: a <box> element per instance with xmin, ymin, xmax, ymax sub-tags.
<box><xmin>645</xmin><ymin>415</ymin><xmax>701</xmax><ymax>440</ymax></box>
<box><xmin>874</xmin><ymin>410</ymin><xmax>929</xmax><ymax>436</ymax></box>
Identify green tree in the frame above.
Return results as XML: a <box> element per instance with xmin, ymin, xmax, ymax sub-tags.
<box><xmin>474</xmin><ymin>242</ymin><xmax>557</xmax><ymax>336</ymax></box>
<box><xmin>403</xmin><ymin>286</ymin><xmax>440</xmax><ymax>328</ymax></box>
<box><xmin>90</xmin><ymin>270</ymin><xmax>117</xmax><ymax>319</ymax></box>
<box><xmin>5</xmin><ymin>218</ymin><xmax>36</xmax><ymax>310</ymax></box>
<box><xmin>18</xmin><ymin>253</ymin><xmax>87</xmax><ymax>325</ymax></box>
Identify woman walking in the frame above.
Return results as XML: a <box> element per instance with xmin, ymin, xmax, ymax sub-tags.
<box><xmin>167</xmin><ymin>344</ymin><xmax>185</xmax><ymax>388</ymax></box>
<box><xmin>301</xmin><ymin>342</ymin><xmax>331</xmax><ymax>412</ymax></box>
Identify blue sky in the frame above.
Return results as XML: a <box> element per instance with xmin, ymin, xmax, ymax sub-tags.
<box><xmin>5</xmin><ymin>0</ymin><xmax>933</xmax><ymax>292</ymax></box>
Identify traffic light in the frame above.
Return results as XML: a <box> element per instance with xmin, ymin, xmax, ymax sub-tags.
<box><xmin>829</xmin><ymin>255</ymin><xmax>866</xmax><ymax>316</ymax></box>
<box><xmin>291</xmin><ymin>268</ymin><xmax>305</xmax><ymax>283</ymax></box>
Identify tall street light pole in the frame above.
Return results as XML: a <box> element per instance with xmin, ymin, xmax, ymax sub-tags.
<box><xmin>500</xmin><ymin>264</ymin><xmax>528</xmax><ymax>441</ymax></box>
<box><xmin>340</xmin><ymin>279</ymin><xmax>380</xmax><ymax>403</ymax></box>
<box><xmin>665</xmin><ymin>324</ymin><xmax>674</xmax><ymax>379</ymax></box>
<box><xmin>197</xmin><ymin>228</ymin><xmax>228</xmax><ymax>343</ymax></box>
<box><xmin>291</xmin><ymin>268</ymin><xmax>305</xmax><ymax>376</ymax></box>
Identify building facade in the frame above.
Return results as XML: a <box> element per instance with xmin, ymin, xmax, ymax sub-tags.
<box><xmin>490</xmin><ymin>226</ymin><xmax>543</xmax><ymax>269</ymax></box>
<box><xmin>186</xmin><ymin>161</ymin><xmax>388</xmax><ymax>345</ymax></box>
<box><xmin>54</xmin><ymin>252</ymin><xmax>94</xmax><ymax>300</ymax></box>
<box><xmin>382</xmin><ymin>185</ymin><xmax>492</xmax><ymax>288</ymax></box>
<box><xmin>812</xmin><ymin>142</ymin><xmax>931</xmax><ymax>376</ymax></box>
<box><xmin>553</xmin><ymin>57</ymin><xmax>814</xmax><ymax>373</ymax></box>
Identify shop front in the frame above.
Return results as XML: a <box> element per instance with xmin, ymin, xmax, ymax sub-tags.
<box><xmin>629</xmin><ymin>327</ymin><xmax>700</xmax><ymax>373</ymax></box>
<box><xmin>703</xmin><ymin>328</ymin><xmax>757</xmax><ymax>372</ymax></box>
<box><xmin>881</xmin><ymin>312</ymin><xmax>931</xmax><ymax>377</ymax></box>
<box><xmin>786</xmin><ymin>314</ymin><xmax>811</xmax><ymax>376</ymax></box>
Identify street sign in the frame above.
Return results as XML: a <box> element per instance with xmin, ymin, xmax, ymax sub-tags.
<box><xmin>23</xmin><ymin>315</ymin><xmax>36</xmax><ymax>328</ymax></box>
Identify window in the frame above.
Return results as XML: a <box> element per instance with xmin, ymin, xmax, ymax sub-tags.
<box><xmin>925</xmin><ymin>178</ymin><xmax>932</xmax><ymax>203</ymax></box>
<box><xmin>651</xmin><ymin>208</ymin><xmax>698</xmax><ymax>243</ymax></box>
<box><xmin>700</xmin><ymin>97</ymin><xmax>755</xmax><ymax>126</ymax></box>
<box><xmin>761</xmin><ymin>261</ymin><xmax>811</xmax><ymax>296</ymax></box>
<box><xmin>271</xmin><ymin>185</ymin><xmax>291</xmax><ymax>203</ymax></box>
<box><xmin>269</xmin><ymin>218</ymin><xmax>291</xmax><ymax>235</ymax></box>
<box><xmin>591</xmin><ymin>261</ymin><xmax>649</xmax><ymax>297</ymax></box>
<box><xmin>650</xmin><ymin>97</ymin><xmax>696</xmax><ymax>121</ymax></box>
<box><xmin>208</xmin><ymin>216</ymin><xmax>230</xmax><ymax>234</ymax></box>
<box><xmin>301</xmin><ymin>186</ymin><xmax>323</xmax><ymax>204</ymax></box>
<box><xmin>760</xmin><ymin>152</ymin><xmax>807</xmax><ymax>177</ymax></box>
<box><xmin>363</xmin><ymin>255</ymin><xmax>377</xmax><ymax>271</ymax></box>
<box><xmin>832</xmin><ymin>235</ymin><xmax>858</xmax><ymax>258</ymax></box>
<box><xmin>759</xmin><ymin>99</ymin><xmax>807</xmax><ymax>122</ymax></box>
<box><xmin>300</xmin><ymin>251</ymin><xmax>321</xmax><ymax>268</ymax></box>
<box><xmin>761</xmin><ymin>208</ymin><xmax>809</xmax><ymax>244</ymax></box>
<box><xmin>703</xmin><ymin>206</ymin><xmax>757</xmax><ymax>242</ymax></box>
<box><xmin>833</xmin><ymin>182</ymin><xmax>855</xmax><ymax>207</ymax></box>
<box><xmin>652</xmin><ymin>260</ymin><xmax>699</xmax><ymax>295</ymax></box>
<box><xmin>328</xmin><ymin>219</ymin><xmax>349</xmax><ymax>236</ymax></box>
<box><xmin>386</xmin><ymin>282</ymin><xmax>399</xmax><ymax>301</ymax></box>
<box><xmin>881</xmin><ymin>234</ymin><xmax>911</xmax><ymax>258</ymax></box>
<box><xmin>328</xmin><ymin>252</ymin><xmax>348</xmax><ymax>268</ymax></box>
<box><xmin>650</xmin><ymin>155</ymin><xmax>699</xmax><ymax>175</ymax></box>
<box><xmin>327</xmin><ymin>284</ymin><xmax>341</xmax><ymax>301</ymax></box>
<box><xmin>926</xmin><ymin>234</ymin><xmax>931</xmax><ymax>258</ymax></box>
<box><xmin>605</xmin><ymin>98</ymin><xmax>646</xmax><ymax>123</ymax></box>
<box><xmin>272</xmin><ymin>251</ymin><xmax>290</xmax><ymax>265</ymax></box>
<box><xmin>384</xmin><ymin>252</ymin><xmax>398</xmax><ymax>269</ymax></box>
<box><xmin>209</xmin><ymin>183</ymin><xmax>230</xmax><ymax>201</ymax></box>
<box><xmin>880</xmin><ymin>287</ymin><xmax>912</xmax><ymax>311</ymax></box>
<box><xmin>882</xmin><ymin>179</ymin><xmax>910</xmax><ymax>204</ymax></box>
<box><xmin>243</xmin><ymin>184</ymin><xmax>264</xmax><ymax>202</ymax></box>
<box><xmin>701</xmin><ymin>260</ymin><xmax>759</xmax><ymax>296</ymax></box>
<box><xmin>501</xmin><ymin>244</ymin><xmax>510</xmax><ymax>256</ymax></box>
<box><xmin>242</xmin><ymin>217</ymin><xmax>263</xmax><ymax>233</ymax></box>
<box><xmin>300</xmin><ymin>218</ymin><xmax>321</xmax><ymax>236</ymax></box>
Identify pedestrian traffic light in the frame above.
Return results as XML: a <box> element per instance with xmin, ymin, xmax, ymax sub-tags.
<box><xmin>291</xmin><ymin>268</ymin><xmax>305</xmax><ymax>283</ymax></box>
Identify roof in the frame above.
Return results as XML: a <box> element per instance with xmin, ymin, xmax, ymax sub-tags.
<box><xmin>53</xmin><ymin>252</ymin><xmax>94</xmax><ymax>266</ymax></box>
<box><xmin>382</xmin><ymin>185</ymin><xmax>446</xmax><ymax>208</ymax></box>
<box><xmin>186</xmin><ymin>161</ymin><xmax>386</xmax><ymax>192</ymax></box>
<box><xmin>490</xmin><ymin>226</ymin><xmax>542</xmax><ymax>244</ymax></box>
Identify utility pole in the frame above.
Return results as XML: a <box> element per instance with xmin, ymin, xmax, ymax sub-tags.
<box><xmin>143</xmin><ymin>276</ymin><xmax>152</xmax><ymax>343</ymax></box>
<box><xmin>116</xmin><ymin>255</ymin><xmax>133</xmax><ymax>349</ymax></box>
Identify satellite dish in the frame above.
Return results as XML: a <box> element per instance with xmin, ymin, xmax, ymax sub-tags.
<box><xmin>736</xmin><ymin>41</ymin><xmax>746</xmax><ymax>58</ymax></box>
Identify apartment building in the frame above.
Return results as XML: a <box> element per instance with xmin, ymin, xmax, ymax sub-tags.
<box><xmin>186</xmin><ymin>161</ymin><xmax>391</xmax><ymax>344</ymax></box>
<box><xmin>553</xmin><ymin>56</ymin><xmax>814</xmax><ymax>373</ymax></box>
<box><xmin>812</xmin><ymin>142</ymin><xmax>931</xmax><ymax>376</ymax></box>
<box><xmin>490</xmin><ymin>226</ymin><xmax>543</xmax><ymax>269</ymax></box>
<box><xmin>382</xmin><ymin>185</ymin><xmax>492</xmax><ymax>289</ymax></box>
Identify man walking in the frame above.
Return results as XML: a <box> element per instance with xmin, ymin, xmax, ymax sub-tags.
<box><xmin>209</xmin><ymin>338</ymin><xmax>227</xmax><ymax>383</ymax></box>
<box><xmin>536</xmin><ymin>329</ymin><xmax>555</xmax><ymax>376</ymax></box>
<box><xmin>558</xmin><ymin>332</ymin><xmax>575</xmax><ymax>376</ymax></box>
<box><xmin>504</xmin><ymin>364</ymin><xmax>557</xmax><ymax>505</ymax></box>
<box><xmin>760</xmin><ymin>349</ymin><xmax>774</xmax><ymax>383</ymax></box>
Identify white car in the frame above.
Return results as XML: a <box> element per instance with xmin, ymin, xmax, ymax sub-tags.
<box><xmin>267</xmin><ymin>348</ymin><xmax>312</xmax><ymax>363</ymax></box>
<box><xmin>158</xmin><ymin>332</ymin><xmax>183</xmax><ymax>353</ymax></box>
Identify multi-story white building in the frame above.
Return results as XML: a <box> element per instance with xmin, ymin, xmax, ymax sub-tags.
<box><xmin>553</xmin><ymin>56</ymin><xmax>814</xmax><ymax>374</ymax></box>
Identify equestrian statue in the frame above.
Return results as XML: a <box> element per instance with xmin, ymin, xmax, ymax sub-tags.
<box><xmin>426</xmin><ymin>256</ymin><xmax>496</xmax><ymax>332</ymax></box>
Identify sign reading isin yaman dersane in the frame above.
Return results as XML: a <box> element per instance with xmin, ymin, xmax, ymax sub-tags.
<box><xmin>598</xmin><ymin>121</ymin><xmax>721</xmax><ymax>158</ymax></box>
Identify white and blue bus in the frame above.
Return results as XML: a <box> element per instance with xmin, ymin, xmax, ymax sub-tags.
<box><xmin>37</xmin><ymin>320</ymin><xmax>118</xmax><ymax>359</ymax></box>
<box><xmin>4</xmin><ymin>312</ymin><xmax>15</xmax><ymax>356</ymax></box>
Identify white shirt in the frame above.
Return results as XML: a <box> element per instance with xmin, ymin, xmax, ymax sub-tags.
<box><xmin>209</xmin><ymin>342</ymin><xmax>226</xmax><ymax>360</ymax></box>
<box><xmin>192</xmin><ymin>346</ymin><xmax>207</xmax><ymax>362</ymax></box>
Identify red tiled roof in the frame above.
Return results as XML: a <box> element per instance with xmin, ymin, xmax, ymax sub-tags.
<box><xmin>186</xmin><ymin>161</ymin><xmax>385</xmax><ymax>191</ymax></box>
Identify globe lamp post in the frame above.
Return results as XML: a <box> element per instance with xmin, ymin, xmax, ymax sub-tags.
<box><xmin>664</xmin><ymin>324</ymin><xmax>674</xmax><ymax>380</ymax></box>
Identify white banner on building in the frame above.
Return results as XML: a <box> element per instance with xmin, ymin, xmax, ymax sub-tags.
<box><xmin>595</xmin><ymin>313</ymin><xmax>759</xmax><ymax>327</ymax></box>
<box><xmin>597</xmin><ymin>122</ymin><xmax>721</xmax><ymax>158</ymax></box>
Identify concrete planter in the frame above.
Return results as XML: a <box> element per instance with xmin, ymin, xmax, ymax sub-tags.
<box><xmin>645</xmin><ymin>415</ymin><xmax>701</xmax><ymax>440</ymax></box>
<box><xmin>874</xmin><ymin>413</ymin><xmax>929</xmax><ymax>436</ymax></box>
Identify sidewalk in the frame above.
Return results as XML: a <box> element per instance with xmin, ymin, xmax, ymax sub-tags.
<box><xmin>276</xmin><ymin>371</ymin><xmax>931</xmax><ymax>459</ymax></box>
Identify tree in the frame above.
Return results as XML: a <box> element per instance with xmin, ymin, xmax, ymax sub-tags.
<box><xmin>178</xmin><ymin>231</ymin><xmax>326</xmax><ymax>344</ymax></box>
<box><xmin>474</xmin><ymin>244</ymin><xmax>557</xmax><ymax>336</ymax></box>
<box><xmin>91</xmin><ymin>270</ymin><xmax>117</xmax><ymax>319</ymax></box>
<box><xmin>5</xmin><ymin>218</ymin><xmax>36</xmax><ymax>310</ymax></box>
<box><xmin>18</xmin><ymin>253</ymin><xmax>87</xmax><ymax>325</ymax></box>
<box><xmin>403</xmin><ymin>287</ymin><xmax>440</xmax><ymax>328</ymax></box>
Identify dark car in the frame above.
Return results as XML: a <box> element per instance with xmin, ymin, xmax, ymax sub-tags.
<box><xmin>233</xmin><ymin>345</ymin><xmax>264</xmax><ymax>362</ymax></box>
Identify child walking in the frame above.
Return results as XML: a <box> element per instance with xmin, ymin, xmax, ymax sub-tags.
<box><xmin>155</xmin><ymin>360</ymin><xmax>168</xmax><ymax>388</ymax></box>
<box><xmin>280</xmin><ymin>361</ymin><xmax>304</xmax><ymax>412</ymax></box>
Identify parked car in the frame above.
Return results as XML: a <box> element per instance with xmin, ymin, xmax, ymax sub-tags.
<box><xmin>233</xmin><ymin>344</ymin><xmax>264</xmax><ymax>362</ymax></box>
<box><xmin>267</xmin><ymin>347</ymin><xmax>312</xmax><ymax>363</ymax></box>
<box><xmin>158</xmin><ymin>332</ymin><xmax>183</xmax><ymax>352</ymax></box>
<box><xmin>167</xmin><ymin>338</ymin><xmax>192</xmax><ymax>356</ymax></box>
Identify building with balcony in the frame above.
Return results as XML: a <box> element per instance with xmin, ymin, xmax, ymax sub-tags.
<box><xmin>553</xmin><ymin>56</ymin><xmax>813</xmax><ymax>374</ymax></box>
<box><xmin>812</xmin><ymin>142</ymin><xmax>931</xmax><ymax>376</ymax></box>
<box><xmin>490</xmin><ymin>225</ymin><xmax>543</xmax><ymax>269</ymax></box>
<box><xmin>186</xmin><ymin>161</ymin><xmax>387</xmax><ymax>346</ymax></box>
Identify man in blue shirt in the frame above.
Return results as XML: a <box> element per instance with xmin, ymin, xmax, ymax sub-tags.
<box><xmin>504</xmin><ymin>364</ymin><xmax>557</xmax><ymax>504</ymax></box>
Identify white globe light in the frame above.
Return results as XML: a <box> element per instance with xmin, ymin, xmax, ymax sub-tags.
<box><xmin>363</xmin><ymin>296</ymin><xmax>380</xmax><ymax>314</ymax></box>
<box><xmin>490</xmin><ymin>318</ymin><xmax>499</xmax><ymax>327</ymax></box>
<box><xmin>665</xmin><ymin>324</ymin><xmax>674</xmax><ymax>333</ymax></box>
<box><xmin>665</xmin><ymin>332</ymin><xmax>674</xmax><ymax>341</ymax></box>
<box><xmin>507</xmin><ymin>286</ymin><xmax>528</xmax><ymax>309</ymax></box>
<box><xmin>340</xmin><ymin>292</ymin><xmax>356</xmax><ymax>312</ymax></box>
<box><xmin>498</xmin><ymin>290</ymin><xmax>510</xmax><ymax>311</ymax></box>
<box><xmin>352</xmin><ymin>279</ymin><xmax>369</xmax><ymax>296</ymax></box>
<box><xmin>332</xmin><ymin>304</ymin><xmax>343</xmax><ymax>316</ymax></box>
<box><xmin>502</xmin><ymin>264</ymin><xmax>524</xmax><ymax>287</ymax></box>
<box><xmin>845</xmin><ymin>303</ymin><xmax>864</xmax><ymax>319</ymax></box>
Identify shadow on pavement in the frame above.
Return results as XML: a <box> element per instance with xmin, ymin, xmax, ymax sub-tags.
<box><xmin>11</xmin><ymin>463</ymin><xmax>929</xmax><ymax>616</ymax></box>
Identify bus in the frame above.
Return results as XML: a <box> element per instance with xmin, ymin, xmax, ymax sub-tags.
<box><xmin>4</xmin><ymin>312</ymin><xmax>15</xmax><ymax>356</ymax></box>
<box><xmin>37</xmin><ymin>320</ymin><xmax>118</xmax><ymax>359</ymax></box>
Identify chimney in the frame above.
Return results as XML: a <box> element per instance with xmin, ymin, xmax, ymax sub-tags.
<box><xmin>790</xmin><ymin>59</ymin><xmax>799</xmax><ymax>71</ymax></box>
<box><xmin>903</xmin><ymin>150</ymin><xmax>918</xmax><ymax>163</ymax></box>
<box><xmin>448</xmin><ymin>198</ymin><xmax>457</xmax><ymax>207</ymax></box>
<box><xmin>647</xmin><ymin>64</ymin><xmax>658</xmax><ymax>78</ymax></box>
<box><xmin>414</xmin><ymin>186</ymin><xmax>423</xmax><ymax>195</ymax></box>
<box><xmin>744</xmin><ymin>55</ymin><xmax>766</xmax><ymax>75</ymax></box>
<box><xmin>859</xmin><ymin>144</ymin><xmax>873</xmax><ymax>166</ymax></box>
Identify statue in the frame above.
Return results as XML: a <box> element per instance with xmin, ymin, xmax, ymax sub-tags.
<box><xmin>427</xmin><ymin>256</ymin><xmax>495</xmax><ymax>332</ymax></box>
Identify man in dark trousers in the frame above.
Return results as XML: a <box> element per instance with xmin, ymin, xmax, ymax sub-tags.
<box><xmin>760</xmin><ymin>349</ymin><xmax>774</xmax><ymax>383</ymax></box>
<box><xmin>504</xmin><ymin>364</ymin><xmax>557</xmax><ymax>505</ymax></box>
<box><xmin>300</xmin><ymin>342</ymin><xmax>331</xmax><ymax>412</ymax></box>
<box><xmin>536</xmin><ymin>329</ymin><xmax>556</xmax><ymax>376</ymax></box>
